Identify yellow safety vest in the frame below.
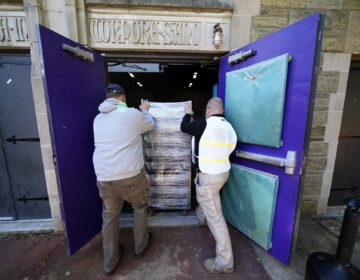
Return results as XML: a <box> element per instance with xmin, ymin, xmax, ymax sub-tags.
<box><xmin>198</xmin><ymin>116</ymin><xmax>237</xmax><ymax>174</ymax></box>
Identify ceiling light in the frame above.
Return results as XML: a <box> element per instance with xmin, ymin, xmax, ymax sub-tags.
<box><xmin>137</xmin><ymin>82</ymin><xmax>143</xmax><ymax>87</ymax></box>
<box><xmin>129</xmin><ymin>72</ymin><xmax>135</xmax><ymax>78</ymax></box>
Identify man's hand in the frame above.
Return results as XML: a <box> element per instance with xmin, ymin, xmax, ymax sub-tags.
<box><xmin>184</xmin><ymin>102</ymin><xmax>194</xmax><ymax>115</ymax></box>
<box><xmin>139</xmin><ymin>99</ymin><xmax>150</xmax><ymax>112</ymax></box>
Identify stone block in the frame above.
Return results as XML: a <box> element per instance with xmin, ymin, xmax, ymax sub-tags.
<box><xmin>303</xmin><ymin>186</ymin><xmax>322</xmax><ymax>196</ymax></box>
<box><xmin>260</xmin><ymin>6</ymin><xmax>289</xmax><ymax>16</ymax></box>
<box><xmin>231</xmin><ymin>15</ymin><xmax>252</xmax><ymax>50</ymax></box>
<box><xmin>306</xmin><ymin>0</ymin><xmax>343</xmax><ymax>10</ymax></box>
<box><xmin>306</xmin><ymin>157</ymin><xmax>328</xmax><ymax>171</ymax></box>
<box><xmin>262</xmin><ymin>0</ymin><xmax>290</xmax><ymax>7</ymax></box>
<box><xmin>250</xmin><ymin>26</ymin><xmax>278</xmax><ymax>41</ymax></box>
<box><xmin>290</xmin><ymin>0</ymin><xmax>306</xmax><ymax>8</ymax></box>
<box><xmin>312</xmin><ymin>111</ymin><xmax>328</xmax><ymax>126</ymax></box>
<box><xmin>303</xmin><ymin>174</ymin><xmax>323</xmax><ymax>187</ymax></box>
<box><xmin>323</xmin><ymin>10</ymin><xmax>349</xmax><ymax>36</ymax></box>
<box><xmin>322</xmin><ymin>53</ymin><xmax>351</xmax><ymax>72</ymax></box>
<box><xmin>44</xmin><ymin>169</ymin><xmax>59</xmax><ymax>196</ymax></box>
<box><xmin>289</xmin><ymin>9</ymin><xmax>313</xmax><ymax>24</ymax></box>
<box><xmin>344</xmin><ymin>11</ymin><xmax>360</xmax><ymax>53</ymax></box>
<box><xmin>314</xmin><ymin>97</ymin><xmax>329</xmax><ymax>111</ymax></box>
<box><xmin>252</xmin><ymin>15</ymin><xmax>288</xmax><ymax>28</ymax></box>
<box><xmin>328</xmin><ymin>92</ymin><xmax>345</xmax><ymax>111</ymax></box>
<box><xmin>301</xmin><ymin>200</ymin><xmax>318</xmax><ymax>216</ymax></box>
<box><xmin>308</xmin><ymin>141</ymin><xmax>329</xmax><ymax>156</ymax></box>
<box><xmin>344</xmin><ymin>0</ymin><xmax>360</xmax><ymax>10</ymax></box>
<box><xmin>326</xmin><ymin>141</ymin><xmax>338</xmax><ymax>170</ymax></box>
<box><xmin>31</xmin><ymin>77</ymin><xmax>47</xmax><ymax>114</ymax></box>
<box><xmin>322</xmin><ymin>36</ymin><xmax>345</xmax><ymax>52</ymax></box>
<box><xmin>310</xmin><ymin>126</ymin><xmax>325</xmax><ymax>140</ymax></box>
<box><xmin>41</xmin><ymin>145</ymin><xmax>55</xmax><ymax>171</ymax></box>
<box><xmin>337</xmin><ymin>72</ymin><xmax>350</xmax><ymax>93</ymax></box>
<box><xmin>317</xmin><ymin>71</ymin><xmax>339</xmax><ymax>93</ymax></box>
<box><xmin>231</xmin><ymin>0</ymin><xmax>261</xmax><ymax>16</ymax></box>
<box><xmin>324</xmin><ymin>111</ymin><xmax>342</xmax><ymax>142</ymax></box>
<box><xmin>46</xmin><ymin>0</ymin><xmax>65</xmax><ymax>12</ymax></box>
<box><xmin>36</xmin><ymin>112</ymin><xmax>51</xmax><ymax>145</ymax></box>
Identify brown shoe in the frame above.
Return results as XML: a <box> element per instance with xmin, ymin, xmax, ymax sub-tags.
<box><xmin>203</xmin><ymin>258</ymin><xmax>234</xmax><ymax>274</ymax></box>
<box><xmin>104</xmin><ymin>245</ymin><xmax>122</xmax><ymax>276</ymax></box>
<box><xmin>135</xmin><ymin>232</ymin><xmax>152</xmax><ymax>259</ymax></box>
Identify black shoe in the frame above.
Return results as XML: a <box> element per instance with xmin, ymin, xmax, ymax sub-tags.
<box><xmin>135</xmin><ymin>232</ymin><xmax>152</xmax><ymax>259</ymax></box>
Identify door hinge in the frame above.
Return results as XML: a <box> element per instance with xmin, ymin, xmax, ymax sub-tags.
<box><xmin>52</xmin><ymin>154</ymin><xmax>57</xmax><ymax>166</ymax></box>
<box><xmin>5</xmin><ymin>135</ymin><xmax>40</xmax><ymax>144</ymax></box>
<box><xmin>228</xmin><ymin>49</ymin><xmax>256</xmax><ymax>65</ymax></box>
<box><xmin>62</xmin><ymin>44</ymin><xmax>94</xmax><ymax>63</ymax></box>
<box><xmin>16</xmin><ymin>195</ymin><xmax>49</xmax><ymax>203</ymax></box>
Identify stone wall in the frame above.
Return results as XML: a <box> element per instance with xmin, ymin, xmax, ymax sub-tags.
<box><xmin>250</xmin><ymin>0</ymin><xmax>358</xmax><ymax>215</ymax></box>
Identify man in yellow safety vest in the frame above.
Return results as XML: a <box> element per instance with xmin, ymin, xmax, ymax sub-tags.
<box><xmin>180</xmin><ymin>97</ymin><xmax>237</xmax><ymax>273</ymax></box>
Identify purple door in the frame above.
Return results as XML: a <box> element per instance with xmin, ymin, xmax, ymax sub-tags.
<box><xmin>37</xmin><ymin>25</ymin><xmax>105</xmax><ymax>255</ymax></box>
<box><xmin>219</xmin><ymin>14</ymin><xmax>323</xmax><ymax>265</ymax></box>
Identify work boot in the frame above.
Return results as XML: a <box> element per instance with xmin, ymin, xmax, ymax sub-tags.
<box><xmin>135</xmin><ymin>232</ymin><xmax>152</xmax><ymax>259</ymax></box>
<box><xmin>196</xmin><ymin>206</ymin><xmax>207</xmax><ymax>226</ymax></box>
<box><xmin>105</xmin><ymin>245</ymin><xmax>122</xmax><ymax>276</ymax></box>
<box><xmin>203</xmin><ymin>258</ymin><xmax>234</xmax><ymax>274</ymax></box>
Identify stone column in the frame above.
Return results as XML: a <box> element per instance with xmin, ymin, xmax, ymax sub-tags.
<box><xmin>23</xmin><ymin>0</ymin><xmax>65</xmax><ymax>232</ymax></box>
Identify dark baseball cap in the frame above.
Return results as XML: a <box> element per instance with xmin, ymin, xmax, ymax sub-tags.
<box><xmin>105</xmin><ymin>83</ymin><xmax>125</xmax><ymax>96</ymax></box>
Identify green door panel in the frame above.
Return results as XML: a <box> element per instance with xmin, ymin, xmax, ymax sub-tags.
<box><xmin>225</xmin><ymin>54</ymin><xmax>289</xmax><ymax>147</ymax></box>
<box><xmin>222</xmin><ymin>164</ymin><xmax>279</xmax><ymax>250</ymax></box>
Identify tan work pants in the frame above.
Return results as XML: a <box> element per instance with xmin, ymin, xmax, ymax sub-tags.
<box><xmin>195</xmin><ymin>171</ymin><xmax>234</xmax><ymax>270</ymax></box>
<box><xmin>97</xmin><ymin>170</ymin><xmax>150</xmax><ymax>272</ymax></box>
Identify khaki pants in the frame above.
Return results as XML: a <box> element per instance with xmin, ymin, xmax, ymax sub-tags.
<box><xmin>195</xmin><ymin>171</ymin><xmax>234</xmax><ymax>269</ymax></box>
<box><xmin>97</xmin><ymin>170</ymin><xmax>150</xmax><ymax>272</ymax></box>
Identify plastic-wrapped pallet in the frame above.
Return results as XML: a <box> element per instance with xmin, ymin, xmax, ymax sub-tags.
<box><xmin>144</xmin><ymin>101</ymin><xmax>192</xmax><ymax>209</ymax></box>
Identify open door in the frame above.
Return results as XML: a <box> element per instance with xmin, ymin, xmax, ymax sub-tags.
<box><xmin>37</xmin><ymin>25</ymin><xmax>105</xmax><ymax>255</ymax></box>
<box><xmin>220</xmin><ymin>14</ymin><xmax>323</xmax><ymax>265</ymax></box>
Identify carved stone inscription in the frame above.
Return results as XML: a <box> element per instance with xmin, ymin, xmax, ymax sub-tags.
<box><xmin>91</xmin><ymin>20</ymin><xmax>201</xmax><ymax>46</ymax></box>
<box><xmin>88</xmin><ymin>11</ymin><xmax>231</xmax><ymax>52</ymax></box>
<box><xmin>0</xmin><ymin>13</ymin><xmax>29</xmax><ymax>47</ymax></box>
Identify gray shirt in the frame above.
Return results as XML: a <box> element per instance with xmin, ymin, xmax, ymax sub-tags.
<box><xmin>93</xmin><ymin>98</ymin><xmax>155</xmax><ymax>181</ymax></box>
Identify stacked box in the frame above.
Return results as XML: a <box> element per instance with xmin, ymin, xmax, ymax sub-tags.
<box><xmin>144</xmin><ymin>101</ymin><xmax>192</xmax><ymax>209</ymax></box>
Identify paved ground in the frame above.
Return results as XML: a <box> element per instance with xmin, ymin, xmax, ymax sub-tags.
<box><xmin>1</xmin><ymin>216</ymin><xmax>359</xmax><ymax>280</ymax></box>
<box><xmin>255</xmin><ymin>216</ymin><xmax>360</xmax><ymax>280</ymax></box>
<box><xmin>0</xmin><ymin>226</ymin><xmax>269</xmax><ymax>280</ymax></box>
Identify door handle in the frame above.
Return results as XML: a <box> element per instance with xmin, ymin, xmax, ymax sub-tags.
<box><xmin>235</xmin><ymin>150</ymin><xmax>296</xmax><ymax>175</ymax></box>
